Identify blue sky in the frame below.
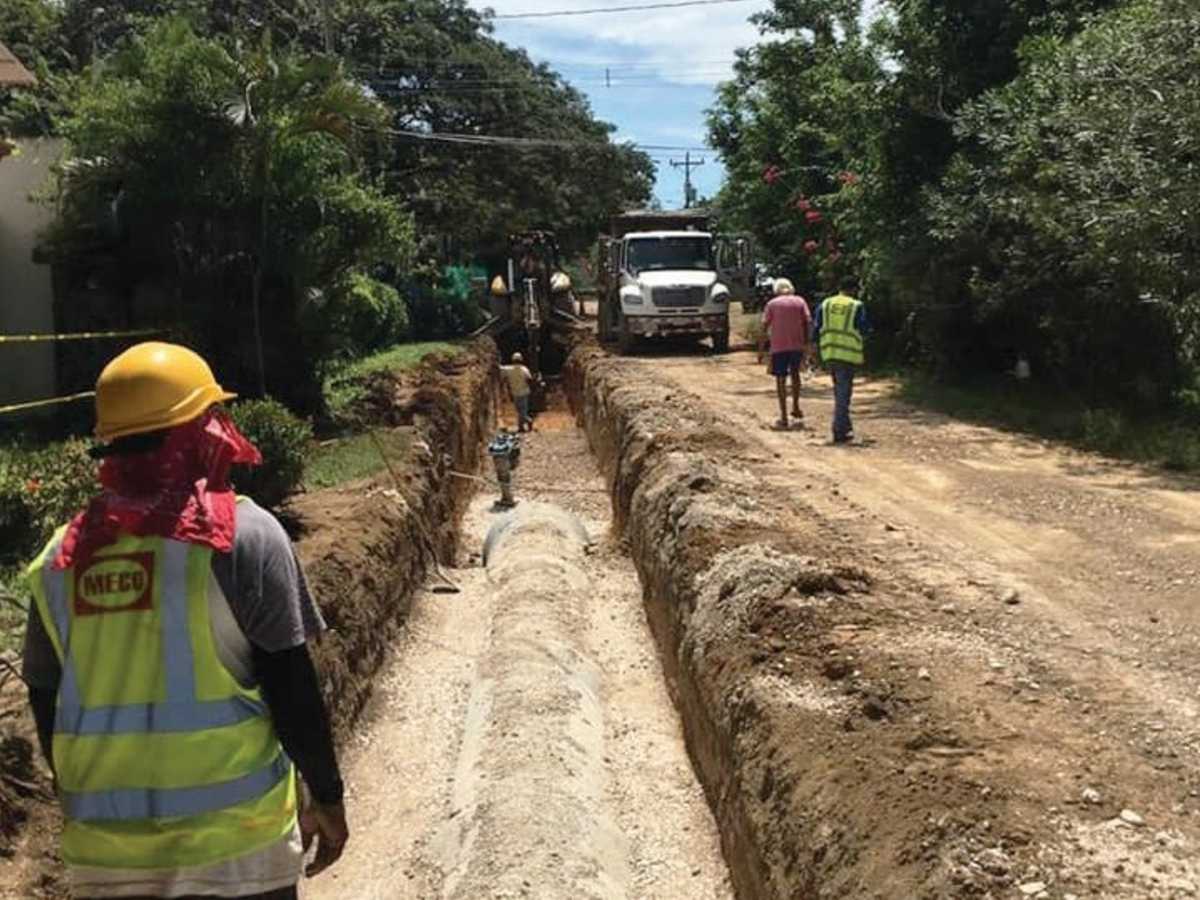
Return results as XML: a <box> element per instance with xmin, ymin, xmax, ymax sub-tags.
<box><xmin>469</xmin><ymin>0</ymin><xmax>776</xmax><ymax>209</ymax></box>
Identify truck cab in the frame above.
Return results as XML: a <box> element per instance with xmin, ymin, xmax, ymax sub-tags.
<box><xmin>597</xmin><ymin>211</ymin><xmax>753</xmax><ymax>354</ymax></box>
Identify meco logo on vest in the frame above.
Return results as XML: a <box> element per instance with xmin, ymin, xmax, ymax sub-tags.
<box><xmin>74</xmin><ymin>552</ymin><xmax>155</xmax><ymax>615</ymax></box>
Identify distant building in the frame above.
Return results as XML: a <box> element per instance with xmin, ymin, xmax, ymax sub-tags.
<box><xmin>0</xmin><ymin>42</ymin><xmax>60</xmax><ymax>413</ymax></box>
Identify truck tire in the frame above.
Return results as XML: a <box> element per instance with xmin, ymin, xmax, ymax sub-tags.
<box><xmin>712</xmin><ymin>327</ymin><xmax>730</xmax><ymax>354</ymax></box>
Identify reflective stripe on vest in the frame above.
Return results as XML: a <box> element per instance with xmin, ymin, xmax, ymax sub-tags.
<box><xmin>820</xmin><ymin>295</ymin><xmax>864</xmax><ymax>366</ymax></box>
<box><xmin>27</xmin><ymin>529</ymin><xmax>296</xmax><ymax>870</ymax></box>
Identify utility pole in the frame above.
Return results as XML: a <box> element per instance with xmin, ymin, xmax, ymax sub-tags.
<box><xmin>670</xmin><ymin>151</ymin><xmax>705</xmax><ymax>209</ymax></box>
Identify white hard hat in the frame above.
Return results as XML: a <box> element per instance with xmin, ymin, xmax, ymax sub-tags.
<box><xmin>512</xmin><ymin>352</ymin><xmax>524</xmax><ymax>363</ymax></box>
<box><xmin>550</xmin><ymin>272</ymin><xmax>572</xmax><ymax>293</ymax></box>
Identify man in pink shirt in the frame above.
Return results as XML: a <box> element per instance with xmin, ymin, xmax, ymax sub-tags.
<box><xmin>760</xmin><ymin>278</ymin><xmax>813</xmax><ymax>431</ymax></box>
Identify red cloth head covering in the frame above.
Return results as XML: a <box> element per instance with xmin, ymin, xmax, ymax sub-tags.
<box><xmin>53</xmin><ymin>408</ymin><xmax>262</xmax><ymax>570</ymax></box>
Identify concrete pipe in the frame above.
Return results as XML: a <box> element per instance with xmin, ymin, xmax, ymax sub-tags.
<box><xmin>436</xmin><ymin>503</ymin><xmax>632</xmax><ymax>899</ymax></box>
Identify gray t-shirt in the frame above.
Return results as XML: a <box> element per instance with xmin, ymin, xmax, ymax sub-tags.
<box><xmin>22</xmin><ymin>499</ymin><xmax>324</xmax><ymax>690</ymax></box>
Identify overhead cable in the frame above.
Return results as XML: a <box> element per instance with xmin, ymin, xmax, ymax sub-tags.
<box><xmin>492</xmin><ymin>0</ymin><xmax>755</xmax><ymax>18</ymax></box>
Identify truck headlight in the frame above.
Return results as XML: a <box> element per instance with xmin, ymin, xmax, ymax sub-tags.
<box><xmin>710</xmin><ymin>290</ymin><xmax>729</xmax><ymax>305</ymax></box>
<box><xmin>622</xmin><ymin>291</ymin><xmax>644</xmax><ymax>306</ymax></box>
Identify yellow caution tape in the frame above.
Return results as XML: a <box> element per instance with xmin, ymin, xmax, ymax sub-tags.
<box><xmin>0</xmin><ymin>328</ymin><xmax>164</xmax><ymax>345</ymax></box>
<box><xmin>0</xmin><ymin>391</ymin><xmax>95</xmax><ymax>416</ymax></box>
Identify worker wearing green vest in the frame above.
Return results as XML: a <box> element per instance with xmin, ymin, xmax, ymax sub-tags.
<box><xmin>814</xmin><ymin>276</ymin><xmax>870</xmax><ymax>444</ymax></box>
<box><xmin>20</xmin><ymin>343</ymin><xmax>347</xmax><ymax>899</ymax></box>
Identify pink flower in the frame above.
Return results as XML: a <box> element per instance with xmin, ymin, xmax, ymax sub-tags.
<box><xmin>803</xmin><ymin>240</ymin><xmax>820</xmax><ymax>255</ymax></box>
<box><xmin>762</xmin><ymin>165</ymin><xmax>783</xmax><ymax>185</ymax></box>
<box><xmin>805</xmin><ymin>210</ymin><xmax>824</xmax><ymax>225</ymax></box>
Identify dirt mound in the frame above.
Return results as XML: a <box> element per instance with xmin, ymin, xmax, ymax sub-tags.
<box><xmin>291</xmin><ymin>340</ymin><xmax>498</xmax><ymax>739</ymax></box>
<box><xmin>565</xmin><ymin>342</ymin><xmax>1070</xmax><ymax>899</ymax></box>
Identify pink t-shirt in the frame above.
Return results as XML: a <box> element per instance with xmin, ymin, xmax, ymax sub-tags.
<box><xmin>763</xmin><ymin>294</ymin><xmax>812</xmax><ymax>354</ymax></box>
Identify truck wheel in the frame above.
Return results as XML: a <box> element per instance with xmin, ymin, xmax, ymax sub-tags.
<box><xmin>712</xmin><ymin>329</ymin><xmax>730</xmax><ymax>354</ymax></box>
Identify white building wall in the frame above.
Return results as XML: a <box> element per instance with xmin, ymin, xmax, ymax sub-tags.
<box><xmin>0</xmin><ymin>137</ymin><xmax>62</xmax><ymax>408</ymax></box>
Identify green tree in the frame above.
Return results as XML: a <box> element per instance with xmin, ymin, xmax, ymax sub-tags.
<box><xmin>46</xmin><ymin>18</ymin><xmax>415</xmax><ymax>412</ymax></box>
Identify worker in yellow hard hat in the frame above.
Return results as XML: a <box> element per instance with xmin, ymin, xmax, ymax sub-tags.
<box><xmin>20</xmin><ymin>342</ymin><xmax>347</xmax><ymax>899</ymax></box>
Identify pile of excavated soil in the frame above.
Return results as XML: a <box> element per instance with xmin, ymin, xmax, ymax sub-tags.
<box><xmin>565</xmin><ymin>342</ymin><xmax>1090</xmax><ymax>899</ymax></box>
<box><xmin>291</xmin><ymin>340</ymin><xmax>499</xmax><ymax>739</ymax></box>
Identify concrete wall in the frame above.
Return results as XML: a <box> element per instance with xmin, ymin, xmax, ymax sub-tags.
<box><xmin>0</xmin><ymin>138</ymin><xmax>62</xmax><ymax>407</ymax></box>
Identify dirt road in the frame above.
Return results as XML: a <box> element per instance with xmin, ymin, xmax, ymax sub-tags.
<box><xmin>308</xmin><ymin>405</ymin><xmax>732</xmax><ymax>899</ymax></box>
<box><xmin>641</xmin><ymin>343</ymin><xmax>1200</xmax><ymax>896</ymax></box>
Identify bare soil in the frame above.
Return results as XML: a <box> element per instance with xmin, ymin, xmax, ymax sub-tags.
<box><xmin>308</xmin><ymin>394</ymin><xmax>733</xmax><ymax>899</ymax></box>
<box><xmin>567</xmin><ymin>326</ymin><xmax>1200</xmax><ymax>899</ymax></box>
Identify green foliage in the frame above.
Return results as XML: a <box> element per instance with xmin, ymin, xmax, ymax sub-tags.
<box><xmin>925</xmin><ymin>0</ymin><xmax>1200</xmax><ymax>403</ymax></box>
<box><xmin>305</xmin><ymin>428</ymin><xmax>411</xmax><ymax>491</ymax></box>
<box><xmin>323</xmin><ymin>341</ymin><xmax>458</xmax><ymax>423</ymax></box>
<box><xmin>228</xmin><ymin>398</ymin><xmax>311</xmax><ymax>508</ymax></box>
<box><xmin>314</xmin><ymin>272</ymin><xmax>411</xmax><ymax>363</ymax></box>
<box><xmin>0</xmin><ymin>438</ymin><xmax>96</xmax><ymax>569</ymax></box>
<box><xmin>404</xmin><ymin>266</ymin><xmax>486</xmax><ymax>341</ymax></box>
<box><xmin>45</xmin><ymin>17</ymin><xmax>415</xmax><ymax>413</ymax></box>
<box><xmin>710</xmin><ymin>0</ymin><xmax>1200</xmax><ymax>425</ymax></box>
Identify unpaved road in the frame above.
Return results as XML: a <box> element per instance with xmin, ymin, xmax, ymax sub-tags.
<box><xmin>309</xmin><ymin>404</ymin><xmax>732</xmax><ymax>899</ymax></box>
<box><xmin>643</xmin><ymin>339</ymin><xmax>1200</xmax><ymax>897</ymax></box>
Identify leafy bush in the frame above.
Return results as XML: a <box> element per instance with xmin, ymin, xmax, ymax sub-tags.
<box><xmin>228</xmin><ymin>399</ymin><xmax>312</xmax><ymax>509</ymax></box>
<box><xmin>0</xmin><ymin>439</ymin><xmax>96</xmax><ymax>568</ymax></box>
<box><xmin>314</xmin><ymin>272</ymin><xmax>411</xmax><ymax>361</ymax></box>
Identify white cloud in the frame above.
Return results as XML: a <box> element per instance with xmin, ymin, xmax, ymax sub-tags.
<box><xmin>474</xmin><ymin>0</ymin><xmax>773</xmax><ymax>86</ymax></box>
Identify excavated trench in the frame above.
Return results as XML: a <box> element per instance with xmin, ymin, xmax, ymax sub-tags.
<box><xmin>310</xmin><ymin>394</ymin><xmax>733</xmax><ymax>899</ymax></box>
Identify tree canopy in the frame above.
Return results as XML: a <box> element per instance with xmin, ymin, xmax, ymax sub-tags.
<box><xmin>708</xmin><ymin>0</ymin><xmax>1196</xmax><ymax>406</ymax></box>
<box><xmin>2</xmin><ymin>0</ymin><xmax>653</xmax><ymax>413</ymax></box>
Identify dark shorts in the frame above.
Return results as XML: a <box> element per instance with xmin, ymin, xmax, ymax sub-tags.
<box><xmin>770</xmin><ymin>351</ymin><xmax>805</xmax><ymax>377</ymax></box>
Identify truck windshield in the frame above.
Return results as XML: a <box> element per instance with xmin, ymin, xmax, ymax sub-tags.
<box><xmin>626</xmin><ymin>237</ymin><xmax>712</xmax><ymax>274</ymax></box>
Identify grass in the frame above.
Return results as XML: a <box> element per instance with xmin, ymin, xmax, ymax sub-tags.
<box><xmin>324</xmin><ymin>341</ymin><xmax>459</xmax><ymax>422</ymax></box>
<box><xmin>898</xmin><ymin>373</ymin><xmax>1200</xmax><ymax>473</ymax></box>
<box><xmin>305</xmin><ymin>428</ymin><xmax>413</xmax><ymax>491</ymax></box>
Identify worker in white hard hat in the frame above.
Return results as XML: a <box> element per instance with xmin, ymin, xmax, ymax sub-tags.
<box><xmin>20</xmin><ymin>342</ymin><xmax>347</xmax><ymax>899</ymax></box>
<box><xmin>500</xmin><ymin>351</ymin><xmax>534</xmax><ymax>432</ymax></box>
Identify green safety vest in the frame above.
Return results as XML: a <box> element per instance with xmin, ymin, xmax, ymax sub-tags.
<box><xmin>25</xmin><ymin>510</ymin><xmax>296</xmax><ymax>871</ymax></box>
<box><xmin>819</xmin><ymin>294</ymin><xmax>865</xmax><ymax>366</ymax></box>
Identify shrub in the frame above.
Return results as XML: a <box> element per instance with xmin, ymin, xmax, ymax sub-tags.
<box><xmin>0</xmin><ymin>439</ymin><xmax>97</xmax><ymax>568</ymax></box>
<box><xmin>228</xmin><ymin>399</ymin><xmax>312</xmax><ymax>509</ymax></box>
<box><xmin>1079</xmin><ymin>409</ymin><xmax>1127</xmax><ymax>454</ymax></box>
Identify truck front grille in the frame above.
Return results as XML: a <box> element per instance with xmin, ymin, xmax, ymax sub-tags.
<box><xmin>651</xmin><ymin>286</ymin><xmax>706</xmax><ymax>308</ymax></box>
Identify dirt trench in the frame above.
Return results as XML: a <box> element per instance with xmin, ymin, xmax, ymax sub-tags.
<box><xmin>308</xmin><ymin>399</ymin><xmax>732</xmax><ymax>899</ymax></box>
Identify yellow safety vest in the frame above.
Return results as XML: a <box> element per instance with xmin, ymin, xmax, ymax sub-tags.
<box><xmin>25</xmin><ymin>516</ymin><xmax>296</xmax><ymax>870</ymax></box>
<box><xmin>819</xmin><ymin>294</ymin><xmax>865</xmax><ymax>366</ymax></box>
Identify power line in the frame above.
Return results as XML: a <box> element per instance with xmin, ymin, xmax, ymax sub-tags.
<box><xmin>375</xmin><ymin>126</ymin><xmax>710</xmax><ymax>154</ymax></box>
<box><xmin>493</xmin><ymin>0</ymin><xmax>755</xmax><ymax>19</ymax></box>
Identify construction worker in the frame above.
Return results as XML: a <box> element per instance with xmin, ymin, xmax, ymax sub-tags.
<box><xmin>550</xmin><ymin>271</ymin><xmax>578</xmax><ymax>318</ymax></box>
<box><xmin>814</xmin><ymin>275</ymin><xmax>870</xmax><ymax>444</ymax></box>
<box><xmin>500</xmin><ymin>351</ymin><xmax>535</xmax><ymax>432</ymax></box>
<box><xmin>759</xmin><ymin>278</ymin><xmax>813</xmax><ymax>431</ymax></box>
<box><xmin>20</xmin><ymin>342</ymin><xmax>347</xmax><ymax>899</ymax></box>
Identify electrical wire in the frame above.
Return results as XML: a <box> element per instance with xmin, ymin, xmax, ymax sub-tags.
<box><xmin>492</xmin><ymin>0</ymin><xmax>755</xmax><ymax>19</ymax></box>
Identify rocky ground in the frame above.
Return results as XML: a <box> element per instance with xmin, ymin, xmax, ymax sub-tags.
<box><xmin>608</xmin><ymin>316</ymin><xmax>1200</xmax><ymax>898</ymax></box>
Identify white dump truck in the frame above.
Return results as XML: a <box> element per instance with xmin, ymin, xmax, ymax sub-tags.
<box><xmin>596</xmin><ymin>210</ymin><xmax>754</xmax><ymax>354</ymax></box>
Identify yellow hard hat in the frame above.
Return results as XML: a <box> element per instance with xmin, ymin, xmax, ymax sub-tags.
<box><xmin>490</xmin><ymin>276</ymin><xmax>508</xmax><ymax>297</ymax></box>
<box><xmin>94</xmin><ymin>342</ymin><xmax>236</xmax><ymax>441</ymax></box>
